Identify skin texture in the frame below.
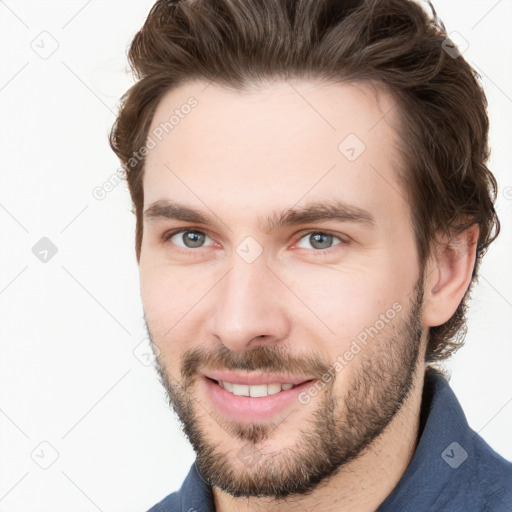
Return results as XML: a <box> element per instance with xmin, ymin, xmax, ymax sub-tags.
<box><xmin>139</xmin><ymin>80</ymin><xmax>479</xmax><ymax>511</ymax></box>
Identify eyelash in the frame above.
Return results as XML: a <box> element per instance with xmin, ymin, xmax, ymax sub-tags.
<box><xmin>162</xmin><ymin>228</ymin><xmax>347</xmax><ymax>256</ymax></box>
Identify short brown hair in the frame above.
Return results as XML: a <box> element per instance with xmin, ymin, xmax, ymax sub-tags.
<box><xmin>109</xmin><ymin>0</ymin><xmax>500</xmax><ymax>362</ymax></box>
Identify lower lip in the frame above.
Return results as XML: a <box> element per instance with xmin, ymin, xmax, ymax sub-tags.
<box><xmin>202</xmin><ymin>376</ymin><xmax>315</xmax><ymax>423</ymax></box>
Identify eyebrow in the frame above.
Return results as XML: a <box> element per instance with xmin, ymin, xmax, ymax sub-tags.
<box><xmin>143</xmin><ymin>199</ymin><xmax>375</xmax><ymax>232</ymax></box>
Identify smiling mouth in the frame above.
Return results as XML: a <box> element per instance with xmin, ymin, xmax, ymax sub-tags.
<box><xmin>207</xmin><ymin>377</ymin><xmax>313</xmax><ymax>398</ymax></box>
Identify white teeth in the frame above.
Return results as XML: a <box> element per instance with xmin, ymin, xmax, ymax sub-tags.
<box><xmin>267</xmin><ymin>383</ymin><xmax>282</xmax><ymax>395</ymax></box>
<box><xmin>218</xmin><ymin>381</ymin><xmax>296</xmax><ymax>397</ymax></box>
<box><xmin>249</xmin><ymin>384</ymin><xmax>268</xmax><ymax>398</ymax></box>
<box><xmin>232</xmin><ymin>384</ymin><xmax>250</xmax><ymax>396</ymax></box>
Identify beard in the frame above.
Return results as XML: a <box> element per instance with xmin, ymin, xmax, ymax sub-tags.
<box><xmin>147</xmin><ymin>280</ymin><xmax>424</xmax><ymax>500</ymax></box>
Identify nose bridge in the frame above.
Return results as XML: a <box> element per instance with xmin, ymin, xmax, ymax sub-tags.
<box><xmin>210</xmin><ymin>254</ymin><xmax>289</xmax><ymax>350</ymax></box>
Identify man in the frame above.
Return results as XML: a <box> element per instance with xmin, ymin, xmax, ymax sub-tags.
<box><xmin>110</xmin><ymin>0</ymin><xmax>512</xmax><ymax>510</ymax></box>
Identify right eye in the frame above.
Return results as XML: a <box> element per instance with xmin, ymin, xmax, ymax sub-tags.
<box><xmin>166</xmin><ymin>229</ymin><xmax>215</xmax><ymax>249</ymax></box>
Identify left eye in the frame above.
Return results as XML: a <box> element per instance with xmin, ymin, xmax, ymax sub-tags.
<box><xmin>168</xmin><ymin>230</ymin><xmax>214</xmax><ymax>249</ymax></box>
<box><xmin>295</xmin><ymin>232</ymin><xmax>343</xmax><ymax>250</ymax></box>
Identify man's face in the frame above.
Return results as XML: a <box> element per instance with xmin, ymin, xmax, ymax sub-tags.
<box><xmin>140</xmin><ymin>80</ymin><xmax>426</xmax><ymax>498</ymax></box>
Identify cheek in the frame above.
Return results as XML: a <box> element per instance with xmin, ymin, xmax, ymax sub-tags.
<box><xmin>140</xmin><ymin>261</ymin><xmax>219</xmax><ymax>348</ymax></box>
<box><xmin>280</xmin><ymin>260</ymin><xmax>413</xmax><ymax>348</ymax></box>
<box><xmin>140</xmin><ymin>263</ymin><xmax>190</xmax><ymax>336</ymax></box>
<box><xmin>140</xmin><ymin>271</ymin><xmax>191</xmax><ymax>375</ymax></box>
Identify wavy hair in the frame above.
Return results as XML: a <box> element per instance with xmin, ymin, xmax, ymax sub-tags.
<box><xmin>110</xmin><ymin>0</ymin><xmax>500</xmax><ymax>362</ymax></box>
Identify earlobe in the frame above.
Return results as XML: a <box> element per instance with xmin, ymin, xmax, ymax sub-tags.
<box><xmin>422</xmin><ymin>224</ymin><xmax>479</xmax><ymax>327</ymax></box>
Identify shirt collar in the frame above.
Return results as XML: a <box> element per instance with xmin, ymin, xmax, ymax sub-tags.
<box><xmin>377</xmin><ymin>368</ymin><xmax>474</xmax><ymax>511</ymax></box>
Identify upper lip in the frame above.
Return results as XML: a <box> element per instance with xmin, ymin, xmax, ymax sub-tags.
<box><xmin>202</xmin><ymin>370</ymin><xmax>315</xmax><ymax>386</ymax></box>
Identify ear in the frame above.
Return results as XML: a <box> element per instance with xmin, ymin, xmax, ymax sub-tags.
<box><xmin>422</xmin><ymin>224</ymin><xmax>479</xmax><ymax>328</ymax></box>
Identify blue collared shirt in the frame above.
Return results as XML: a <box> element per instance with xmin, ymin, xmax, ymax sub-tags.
<box><xmin>147</xmin><ymin>370</ymin><xmax>512</xmax><ymax>511</ymax></box>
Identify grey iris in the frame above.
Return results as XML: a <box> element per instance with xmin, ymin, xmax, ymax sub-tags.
<box><xmin>183</xmin><ymin>231</ymin><xmax>205</xmax><ymax>248</ymax></box>
<box><xmin>310</xmin><ymin>233</ymin><xmax>333</xmax><ymax>249</ymax></box>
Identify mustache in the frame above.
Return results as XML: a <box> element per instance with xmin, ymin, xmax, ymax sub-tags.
<box><xmin>180</xmin><ymin>343</ymin><xmax>332</xmax><ymax>384</ymax></box>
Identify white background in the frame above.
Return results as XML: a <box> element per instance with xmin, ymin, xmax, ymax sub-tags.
<box><xmin>0</xmin><ymin>1</ymin><xmax>510</xmax><ymax>511</ymax></box>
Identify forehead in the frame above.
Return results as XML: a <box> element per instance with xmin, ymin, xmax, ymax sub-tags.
<box><xmin>143</xmin><ymin>79</ymin><xmax>408</xmax><ymax>228</ymax></box>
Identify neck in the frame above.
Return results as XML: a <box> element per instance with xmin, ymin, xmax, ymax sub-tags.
<box><xmin>213</xmin><ymin>366</ymin><xmax>426</xmax><ymax>512</ymax></box>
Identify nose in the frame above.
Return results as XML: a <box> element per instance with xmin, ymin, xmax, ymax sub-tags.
<box><xmin>209</xmin><ymin>257</ymin><xmax>291</xmax><ymax>352</ymax></box>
